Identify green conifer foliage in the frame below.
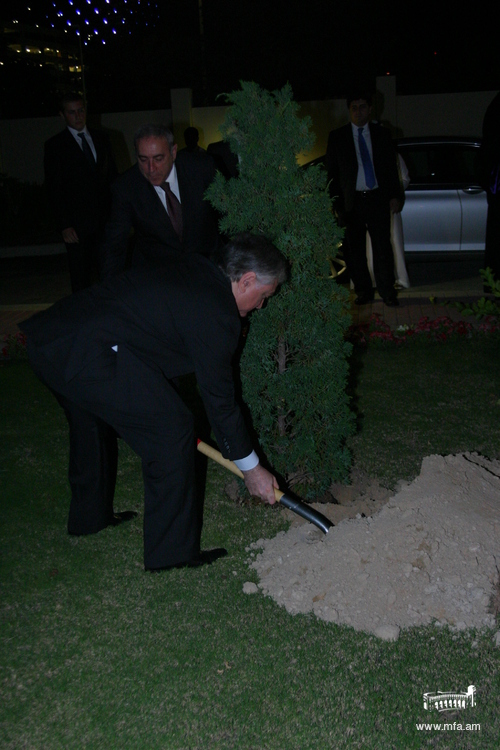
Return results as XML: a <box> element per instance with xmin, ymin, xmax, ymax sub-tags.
<box><xmin>206</xmin><ymin>82</ymin><xmax>354</xmax><ymax>496</ymax></box>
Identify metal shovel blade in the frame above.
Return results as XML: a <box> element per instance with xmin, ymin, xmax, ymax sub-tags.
<box><xmin>197</xmin><ymin>439</ymin><xmax>333</xmax><ymax>534</ymax></box>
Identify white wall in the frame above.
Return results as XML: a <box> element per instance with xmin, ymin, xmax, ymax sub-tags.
<box><xmin>396</xmin><ymin>91</ymin><xmax>496</xmax><ymax>138</ymax></box>
<box><xmin>0</xmin><ymin>109</ymin><xmax>172</xmax><ymax>185</ymax></box>
<box><xmin>100</xmin><ymin>109</ymin><xmax>172</xmax><ymax>174</ymax></box>
<box><xmin>191</xmin><ymin>105</ymin><xmax>229</xmax><ymax>150</ymax></box>
<box><xmin>0</xmin><ymin>115</ymin><xmax>62</xmax><ymax>185</ymax></box>
<box><xmin>0</xmin><ymin>83</ymin><xmax>497</xmax><ymax>185</ymax></box>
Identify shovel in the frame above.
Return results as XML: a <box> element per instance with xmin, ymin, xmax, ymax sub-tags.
<box><xmin>197</xmin><ymin>439</ymin><xmax>333</xmax><ymax>534</ymax></box>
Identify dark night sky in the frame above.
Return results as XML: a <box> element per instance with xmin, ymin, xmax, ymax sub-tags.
<box><xmin>2</xmin><ymin>0</ymin><xmax>499</xmax><ymax>113</ymax></box>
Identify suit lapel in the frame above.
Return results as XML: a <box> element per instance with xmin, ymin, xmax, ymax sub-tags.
<box><xmin>89</xmin><ymin>129</ymin><xmax>102</xmax><ymax>169</ymax></box>
<box><xmin>345</xmin><ymin>125</ymin><xmax>358</xmax><ymax>184</ymax></box>
<box><xmin>368</xmin><ymin>123</ymin><xmax>381</xmax><ymax>176</ymax></box>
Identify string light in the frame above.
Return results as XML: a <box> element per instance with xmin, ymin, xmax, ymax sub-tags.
<box><xmin>21</xmin><ymin>1</ymin><xmax>159</xmax><ymax>45</ymax></box>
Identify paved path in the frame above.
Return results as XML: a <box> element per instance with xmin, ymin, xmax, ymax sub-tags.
<box><xmin>349</xmin><ymin>280</ymin><xmax>484</xmax><ymax>331</ymax></box>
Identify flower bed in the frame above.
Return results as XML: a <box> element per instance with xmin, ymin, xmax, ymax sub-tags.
<box><xmin>349</xmin><ymin>313</ymin><xmax>500</xmax><ymax>346</ymax></box>
<box><xmin>1</xmin><ymin>331</ymin><xmax>27</xmax><ymax>360</ymax></box>
<box><xmin>3</xmin><ymin>313</ymin><xmax>500</xmax><ymax>359</ymax></box>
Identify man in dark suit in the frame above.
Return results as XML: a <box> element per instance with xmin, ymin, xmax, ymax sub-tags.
<box><xmin>179</xmin><ymin>126</ymin><xmax>206</xmax><ymax>155</ymax></box>
<box><xmin>100</xmin><ymin>124</ymin><xmax>220</xmax><ymax>279</ymax></box>
<box><xmin>207</xmin><ymin>140</ymin><xmax>239</xmax><ymax>180</ymax></box>
<box><xmin>481</xmin><ymin>91</ymin><xmax>500</xmax><ymax>282</ymax></box>
<box><xmin>20</xmin><ymin>234</ymin><xmax>288</xmax><ymax>572</ymax></box>
<box><xmin>44</xmin><ymin>92</ymin><xmax>118</xmax><ymax>292</ymax></box>
<box><xmin>326</xmin><ymin>93</ymin><xmax>404</xmax><ymax>306</ymax></box>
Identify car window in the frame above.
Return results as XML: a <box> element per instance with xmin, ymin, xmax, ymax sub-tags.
<box><xmin>461</xmin><ymin>147</ymin><xmax>482</xmax><ymax>183</ymax></box>
<box><xmin>398</xmin><ymin>144</ymin><xmax>481</xmax><ymax>187</ymax></box>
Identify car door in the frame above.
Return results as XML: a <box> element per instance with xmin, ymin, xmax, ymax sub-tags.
<box><xmin>398</xmin><ymin>143</ymin><xmax>461</xmax><ymax>253</ymax></box>
<box><xmin>455</xmin><ymin>143</ymin><xmax>487</xmax><ymax>252</ymax></box>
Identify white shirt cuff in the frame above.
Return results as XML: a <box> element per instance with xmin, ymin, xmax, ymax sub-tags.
<box><xmin>234</xmin><ymin>451</ymin><xmax>259</xmax><ymax>471</ymax></box>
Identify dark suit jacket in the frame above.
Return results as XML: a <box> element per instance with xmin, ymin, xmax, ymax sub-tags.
<box><xmin>44</xmin><ymin>127</ymin><xmax>117</xmax><ymax>236</ymax></box>
<box><xmin>21</xmin><ymin>254</ymin><xmax>252</xmax><ymax>462</ymax></box>
<box><xmin>326</xmin><ymin>122</ymin><xmax>403</xmax><ymax>219</ymax></box>
<box><xmin>207</xmin><ymin>140</ymin><xmax>239</xmax><ymax>180</ymax></box>
<box><xmin>100</xmin><ymin>149</ymin><xmax>219</xmax><ymax>279</ymax></box>
<box><xmin>480</xmin><ymin>91</ymin><xmax>500</xmax><ymax>195</ymax></box>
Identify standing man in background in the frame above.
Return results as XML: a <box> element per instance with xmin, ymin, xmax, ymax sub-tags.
<box><xmin>44</xmin><ymin>92</ymin><xmax>118</xmax><ymax>292</ymax></box>
<box><xmin>481</xmin><ymin>91</ymin><xmax>500</xmax><ymax>282</ymax></box>
<box><xmin>100</xmin><ymin>124</ymin><xmax>220</xmax><ymax>279</ymax></box>
<box><xmin>326</xmin><ymin>91</ymin><xmax>404</xmax><ymax>307</ymax></box>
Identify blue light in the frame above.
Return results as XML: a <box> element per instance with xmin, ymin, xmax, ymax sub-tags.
<box><xmin>37</xmin><ymin>0</ymin><xmax>159</xmax><ymax>43</ymax></box>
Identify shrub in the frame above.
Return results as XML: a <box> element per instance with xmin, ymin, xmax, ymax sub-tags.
<box><xmin>206</xmin><ymin>82</ymin><xmax>354</xmax><ymax>496</ymax></box>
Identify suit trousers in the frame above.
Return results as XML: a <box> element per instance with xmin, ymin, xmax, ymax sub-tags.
<box><xmin>485</xmin><ymin>192</ymin><xmax>500</xmax><ymax>280</ymax></box>
<box><xmin>27</xmin><ymin>342</ymin><xmax>202</xmax><ymax>570</ymax></box>
<box><xmin>344</xmin><ymin>190</ymin><xmax>396</xmax><ymax>299</ymax></box>
<box><xmin>65</xmin><ymin>232</ymin><xmax>101</xmax><ymax>293</ymax></box>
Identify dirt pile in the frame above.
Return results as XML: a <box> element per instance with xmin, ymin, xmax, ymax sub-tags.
<box><xmin>246</xmin><ymin>453</ymin><xmax>500</xmax><ymax>640</ymax></box>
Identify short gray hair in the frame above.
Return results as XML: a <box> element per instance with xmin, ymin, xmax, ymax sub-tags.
<box><xmin>133</xmin><ymin>124</ymin><xmax>175</xmax><ymax>153</ymax></box>
<box><xmin>215</xmin><ymin>233</ymin><xmax>289</xmax><ymax>286</ymax></box>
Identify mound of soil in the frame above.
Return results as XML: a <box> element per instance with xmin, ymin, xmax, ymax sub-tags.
<box><xmin>246</xmin><ymin>453</ymin><xmax>500</xmax><ymax>640</ymax></box>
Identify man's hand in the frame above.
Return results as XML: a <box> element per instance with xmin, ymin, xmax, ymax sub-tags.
<box><xmin>242</xmin><ymin>464</ymin><xmax>279</xmax><ymax>505</ymax></box>
<box><xmin>389</xmin><ymin>198</ymin><xmax>403</xmax><ymax>214</ymax></box>
<box><xmin>62</xmin><ymin>227</ymin><xmax>79</xmax><ymax>243</ymax></box>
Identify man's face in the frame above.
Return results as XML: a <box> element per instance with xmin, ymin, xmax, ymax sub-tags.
<box><xmin>136</xmin><ymin>136</ymin><xmax>177</xmax><ymax>186</ymax></box>
<box><xmin>232</xmin><ymin>273</ymin><xmax>278</xmax><ymax>317</ymax></box>
<box><xmin>60</xmin><ymin>100</ymin><xmax>86</xmax><ymax>131</ymax></box>
<box><xmin>349</xmin><ymin>99</ymin><xmax>372</xmax><ymax>128</ymax></box>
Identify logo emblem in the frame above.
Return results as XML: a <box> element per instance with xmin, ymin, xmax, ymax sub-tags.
<box><xmin>423</xmin><ymin>685</ymin><xmax>476</xmax><ymax>712</ymax></box>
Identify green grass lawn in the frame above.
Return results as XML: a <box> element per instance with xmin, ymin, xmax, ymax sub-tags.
<box><xmin>1</xmin><ymin>340</ymin><xmax>499</xmax><ymax>750</ymax></box>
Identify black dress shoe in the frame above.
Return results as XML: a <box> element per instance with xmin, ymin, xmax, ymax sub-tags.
<box><xmin>383</xmin><ymin>297</ymin><xmax>399</xmax><ymax>307</ymax></box>
<box><xmin>146</xmin><ymin>547</ymin><xmax>228</xmax><ymax>572</ymax></box>
<box><xmin>354</xmin><ymin>292</ymin><xmax>374</xmax><ymax>305</ymax></box>
<box><xmin>107</xmin><ymin>510</ymin><xmax>138</xmax><ymax>527</ymax></box>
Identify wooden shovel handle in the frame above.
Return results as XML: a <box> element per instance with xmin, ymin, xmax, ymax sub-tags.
<box><xmin>196</xmin><ymin>439</ymin><xmax>284</xmax><ymax>502</ymax></box>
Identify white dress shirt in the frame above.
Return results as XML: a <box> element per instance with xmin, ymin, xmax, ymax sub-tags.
<box><xmin>68</xmin><ymin>126</ymin><xmax>97</xmax><ymax>162</ymax></box>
